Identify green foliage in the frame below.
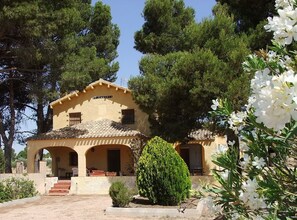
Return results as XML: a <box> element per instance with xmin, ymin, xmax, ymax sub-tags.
<box><xmin>0</xmin><ymin>0</ymin><xmax>120</xmax><ymax>172</ymax></box>
<box><xmin>136</xmin><ymin>136</ymin><xmax>191</xmax><ymax>205</ymax></box>
<box><xmin>216</xmin><ymin>0</ymin><xmax>275</xmax><ymax>32</ymax></box>
<box><xmin>215</xmin><ymin>0</ymin><xmax>275</xmax><ymax>50</ymax></box>
<box><xmin>109</xmin><ymin>181</ymin><xmax>131</xmax><ymax>207</ymax></box>
<box><xmin>0</xmin><ymin>181</ymin><xmax>9</xmax><ymax>202</ymax></box>
<box><xmin>134</xmin><ymin>0</ymin><xmax>195</xmax><ymax>54</ymax></box>
<box><xmin>0</xmin><ymin>148</ymin><xmax>5</xmax><ymax>173</ymax></box>
<box><xmin>0</xmin><ymin>177</ymin><xmax>37</xmax><ymax>203</ymax></box>
<box><xmin>209</xmin><ymin>98</ymin><xmax>297</xmax><ymax>218</ymax></box>
<box><xmin>60</xmin><ymin>1</ymin><xmax>120</xmax><ymax>92</ymax></box>
<box><xmin>131</xmin><ymin>2</ymin><xmax>250</xmax><ymax>142</ymax></box>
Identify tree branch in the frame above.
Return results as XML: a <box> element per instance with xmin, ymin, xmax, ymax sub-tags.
<box><xmin>15</xmin><ymin>130</ymin><xmax>36</xmax><ymax>135</ymax></box>
<box><xmin>22</xmin><ymin>104</ymin><xmax>37</xmax><ymax>112</ymax></box>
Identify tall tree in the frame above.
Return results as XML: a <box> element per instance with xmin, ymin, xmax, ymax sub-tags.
<box><xmin>134</xmin><ymin>0</ymin><xmax>195</xmax><ymax>54</ymax></box>
<box><xmin>129</xmin><ymin>2</ymin><xmax>250</xmax><ymax>142</ymax></box>
<box><xmin>60</xmin><ymin>1</ymin><xmax>120</xmax><ymax>92</ymax></box>
<box><xmin>216</xmin><ymin>0</ymin><xmax>275</xmax><ymax>50</ymax></box>
<box><xmin>0</xmin><ymin>0</ymin><xmax>120</xmax><ymax>172</ymax></box>
<box><xmin>0</xmin><ymin>0</ymin><xmax>37</xmax><ymax>172</ymax></box>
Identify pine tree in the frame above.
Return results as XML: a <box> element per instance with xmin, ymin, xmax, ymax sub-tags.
<box><xmin>216</xmin><ymin>0</ymin><xmax>275</xmax><ymax>50</ymax></box>
<box><xmin>0</xmin><ymin>0</ymin><xmax>120</xmax><ymax>172</ymax></box>
<box><xmin>129</xmin><ymin>2</ymin><xmax>250</xmax><ymax>142</ymax></box>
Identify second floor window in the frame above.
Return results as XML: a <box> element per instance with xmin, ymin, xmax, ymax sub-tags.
<box><xmin>121</xmin><ymin>109</ymin><xmax>135</xmax><ymax>124</ymax></box>
<box><xmin>69</xmin><ymin>112</ymin><xmax>81</xmax><ymax>126</ymax></box>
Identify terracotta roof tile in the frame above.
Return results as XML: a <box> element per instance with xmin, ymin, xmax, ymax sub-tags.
<box><xmin>189</xmin><ymin>129</ymin><xmax>214</xmax><ymax>140</ymax></box>
<box><xmin>28</xmin><ymin>119</ymin><xmax>143</xmax><ymax>140</ymax></box>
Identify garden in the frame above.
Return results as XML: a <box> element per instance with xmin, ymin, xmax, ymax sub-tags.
<box><xmin>109</xmin><ymin>1</ymin><xmax>297</xmax><ymax>219</ymax></box>
<box><xmin>0</xmin><ymin>177</ymin><xmax>37</xmax><ymax>203</ymax></box>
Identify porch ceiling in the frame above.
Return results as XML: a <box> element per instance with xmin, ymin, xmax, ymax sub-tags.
<box><xmin>28</xmin><ymin>119</ymin><xmax>144</xmax><ymax>141</ymax></box>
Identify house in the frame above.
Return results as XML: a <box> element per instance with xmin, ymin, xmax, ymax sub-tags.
<box><xmin>27</xmin><ymin>79</ymin><xmax>225</xmax><ymax>179</ymax></box>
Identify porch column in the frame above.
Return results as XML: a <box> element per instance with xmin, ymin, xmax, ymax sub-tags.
<box><xmin>77</xmin><ymin>152</ymin><xmax>86</xmax><ymax>177</ymax></box>
<box><xmin>27</xmin><ymin>143</ymin><xmax>35</xmax><ymax>173</ymax></box>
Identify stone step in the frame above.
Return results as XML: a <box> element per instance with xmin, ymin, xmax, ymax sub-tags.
<box><xmin>49</xmin><ymin>189</ymin><xmax>69</xmax><ymax>193</ymax></box>
<box><xmin>48</xmin><ymin>180</ymin><xmax>71</xmax><ymax>196</ymax></box>
<box><xmin>55</xmin><ymin>180</ymin><xmax>71</xmax><ymax>185</ymax></box>
<box><xmin>53</xmin><ymin>184</ymin><xmax>70</xmax><ymax>189</ymax></box>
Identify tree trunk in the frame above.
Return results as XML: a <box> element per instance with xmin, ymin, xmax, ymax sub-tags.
<box><xmin>0</xmin><ymin>75</ymin><xmax>16</xmax><ymax>173</ymax></box>
<box><xmin>35</xmin><ymin>79</ymin><xmax>53</xmax><ymax>162</ymax></box>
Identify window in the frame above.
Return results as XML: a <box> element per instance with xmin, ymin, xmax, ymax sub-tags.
<box><xmin>69</xmin><ymin>152</ymin><xmax>78</xmax><ymax>166</ymax></box>
<box><xmin>69</xmin><ymin>112</ymin><xmax>81</xmax><ymax>126</ymax></box>
<box><xmin>121</xmin><ymin>109</ymin><xmax>135</xmax><ymax>124</ymax></box>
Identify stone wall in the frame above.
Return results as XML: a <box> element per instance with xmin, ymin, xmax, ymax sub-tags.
<box><xmin>70</xmin><ymin>176</ymin><xmax>137</xmax><ymax>194</ymax></box>
<box><xmin>0</xmin><ymin>173</ymin><xmax>49</xmax><ymax>194</ymax></box>
<box><xmin>69</xmin><ymin>176</ymin><xmax>217</xmax><ymax>195</ymax></box>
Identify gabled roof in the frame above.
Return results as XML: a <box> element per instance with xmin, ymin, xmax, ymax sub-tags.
<box><xmin>50</xmin><ymin>79</ymin><xmax>131</xmax><ymax>108</ymax></box>
<box><xmin>28</xmin><ymin>119</ymin><xmax>143</xmax><ymax>141</ymax></box>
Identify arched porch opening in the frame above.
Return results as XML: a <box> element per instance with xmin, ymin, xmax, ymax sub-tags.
<box><xmin>85</xmin><ymin>144</ymin><xmax>134</xmax><ymax>176</ymax></box>
<box><xmin>32</xmin><ymin>146</ymin><xmax>78</xmax><ymax>179</ymax></box>
<box><xmin>176</xmin><ymin>143</ymin><xmax>204</xmax><ymax>175</ymax></box>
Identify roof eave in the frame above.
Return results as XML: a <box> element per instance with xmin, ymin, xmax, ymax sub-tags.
<box><xmin>50</xmin><ymin>79</ymin><xmax>131</xmax><ymax>108</ymax></box>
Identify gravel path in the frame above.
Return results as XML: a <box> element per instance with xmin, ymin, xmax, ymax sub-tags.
<box><xmin>0</xmin><ymin>195</ymin><xmax>211</xmax><ymax>220</ymax></box>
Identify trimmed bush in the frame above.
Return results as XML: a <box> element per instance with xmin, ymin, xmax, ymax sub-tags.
<box><xmin>109</xmin><ymin>181</ymin><xmax>131</xmax><ymax>207</ymax></box>
<box><xmin>136</xmin><ymin>136</ymin><xmax>191</xmax><ymax>205</ymax></box>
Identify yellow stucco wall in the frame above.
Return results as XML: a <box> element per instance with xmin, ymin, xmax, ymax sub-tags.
<box><xmin>85</xmin><ymin>145</ymin><xmax>133</xmax><ymax>176</ymax></box>
<box><xmin>28</xmin><ymin>80</ymin><xmax>228</xmax><ymax>179</ymax></box>
<box><xmin>175</xmin><ymin>135</ymin><xmax>226</xmax><ymax>175</ymax></box>
<box><xmin>52</xmin><ymin>84</ymin><xmax>150</xmax><ymax>136</ymax></box>
<box><xmin>27</xmin><ymin>137</ymin><xmax>135</xmax><ymax>176</ymax></box>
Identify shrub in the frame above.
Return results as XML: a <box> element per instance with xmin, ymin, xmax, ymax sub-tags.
<box><xmin>109</xmin><ymin>181</ymin><xmax>131</xmax><ymax>207</ymax></box>
<box><xmin>136</xmin><ymin>136</ymin><xmax>191</xmax><ymax>205</ymax></box>
<box><xmin>2</xmin><ymin>177</ymin><xmax>37</xmax><ymax>201</ymax></box>
<box><xmin>0</xmin><ymin>181</ymin><xmax>9</xmax><ymax>202</ymax></box>
<box><xmin>0</xmin><ymin>148</ymin><xmax>4</xmax><ymax>173</ymax></box>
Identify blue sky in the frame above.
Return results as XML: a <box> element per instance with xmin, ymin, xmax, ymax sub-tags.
<box><xmin>14</xmin><ymin>0</ymin><xmax>216</xmax><ymax>153</ymax></box>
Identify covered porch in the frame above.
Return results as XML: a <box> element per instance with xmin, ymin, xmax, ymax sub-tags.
<box><xmin>27</xmin><ymin>119</ymin><xmax>145</xmax><ymax>178</ymax></box>
<box><xmin>175</xmin><ymin>129</ymin><xmax>224</xmax><ymax>176</ymax></box>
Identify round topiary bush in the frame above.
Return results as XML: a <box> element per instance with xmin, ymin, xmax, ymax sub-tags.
<box><xmin>136</xmin><ymin>136</ymin><xmax>191</xmax><ymax>205</ymax></box>
<box><xmin>109</xmin><ymin>181</ymin><xmax>131</xmax><ymax>207</ymax></box>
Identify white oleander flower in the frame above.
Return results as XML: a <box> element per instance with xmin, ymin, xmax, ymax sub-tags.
<box><xmin>252</xmin><ymin>156</ymin><xmax>266</xmax><ymax>169</ymax></box>
<box><xmin>230</xmin><ymin>212</ymin><xmax>241</xmax><ymax>220</ymax></box>
<box><xmin>200</xmin><ymin>196</ymin><xmax>221</xmax><ymax>213</ymax></box>
<box><xmin>239</xmin><ymin>178</ymin><xmax>267</xmax><ymax>210</ymax></box>
<box><xmin>221</xmin><ymin>170</ymin><xmax>229</xmax><ymax>181</ymax></box>
<box><xmin>228</xmin><ymin>111</ymin><xmax>247</xmax><ymax>133</ymax></box>
<box><xmin>265</xmin><ymin>5</ymin><xmax>297</xmax><ymax>45</ymax></box>
<box><xmin>228</xmin><ymin>140</ymin><xmax>235</xmax><ymax>146</ymax></box>
<box><xmin>243</xmin><ymin>178</ymin><xmax>258</xmax><ymax>193</ymax></box>
<box><xmin>275</xmin><ymin>0</ymin><xmax>294</xmax><ymax>9</ymax></box>
<box><xmin>250</xmin><ymin>68</ymin><xmax>272</xmax><ymax>91</ymax></box>
<box><xmin>215</xmin><ymin>144</ymin><xmax>228</xmax><ymax>154</ymax></box>
<box><xmin>211</xmin><ymin>99</ymin><xmax>220</xmax><ymax>110</ymax></box>
<box><xmin>250</xmin><ymin>69</ymin><xmax>297</xmax><ymax>131</ymax></box>
<box><xmin>239</xmin><ymin>141</ymin><xmax>249</xmax><ymax>152</ymax></box>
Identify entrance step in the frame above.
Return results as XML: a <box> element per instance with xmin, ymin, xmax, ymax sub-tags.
<box><xmin>48</xmin><ymin>180</ymin><xmax>71</xmax><ymax>196</ymax></box>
